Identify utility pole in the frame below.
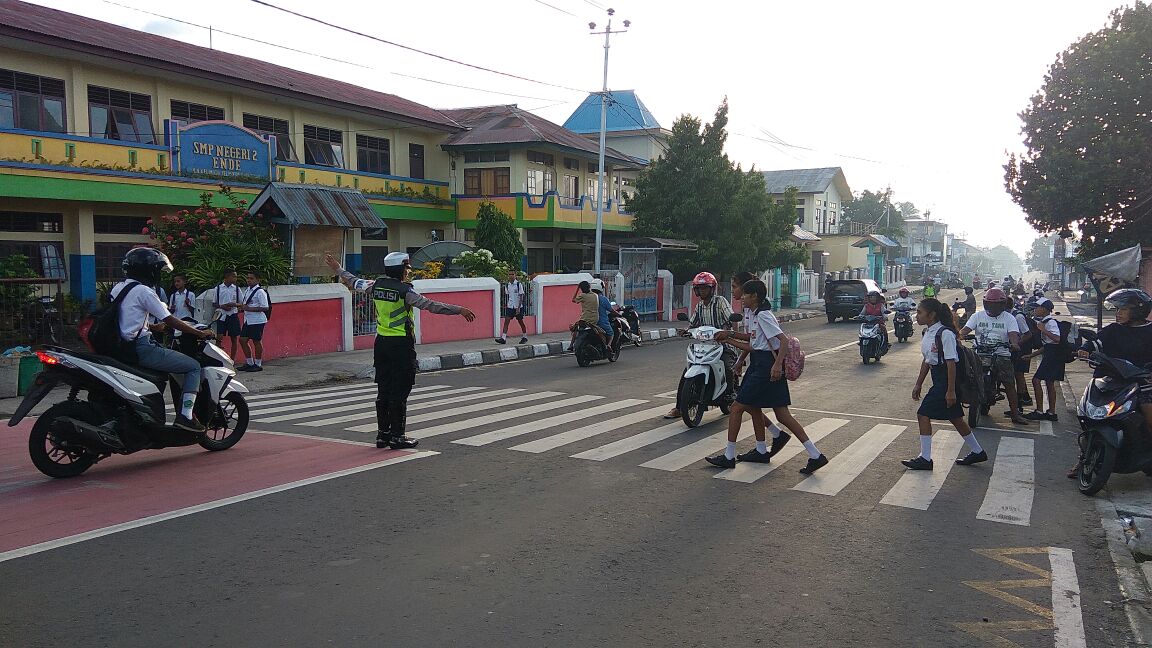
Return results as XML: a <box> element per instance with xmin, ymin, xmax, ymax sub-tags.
<box><xmin>589</xmin><ymin>9</ymin><xmax>629</xmax><ymax>276</ymax></box>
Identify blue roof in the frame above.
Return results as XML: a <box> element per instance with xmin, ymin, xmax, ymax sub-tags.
<box><xmin>562</xmin><ymin>90</ymin><xmax>662</xmax><ymax>134</ymax></box>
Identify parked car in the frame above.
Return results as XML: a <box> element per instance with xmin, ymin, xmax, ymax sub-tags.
<box><xmin>824</xmin><ymin>279</ymin><xmax>885</xmax><ymax>323</ymax></box>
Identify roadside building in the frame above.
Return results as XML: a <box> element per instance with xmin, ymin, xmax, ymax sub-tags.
<box><xmin>562</xmin><ymin>90</ymin><xmax>669</xmax><ymax>164</ymax></box>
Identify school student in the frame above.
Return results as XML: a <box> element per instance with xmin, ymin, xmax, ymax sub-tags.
<box><xmin>496</xmin><ymin>268</ymin><xmax>529</xmax><ymax>345</ymax></box>
<box><xmin>167</xmin><ymin>273</ymin><xmax>199</xmax><ymax>354</ymax></box>
<box><xmin>1025</xmin><ymin>298</ymin><xmax>1063</xmax><ymax>421</ymax></box>
<box><xmin>237</xmin><ymin>270</ymin><xmax>270</xmax><ymax>372</ymax></box>
<box><xmin>708</xmin><ymin>279</ymin><xmax>828</xmax><ymax>474</ymax></box>
<box><xmin>212</xmin><ymin>268</ymin><xmax>242</xmax><ymax>360</ymax></box>
<box><xmin>902</xmin><ymin>298</ymin><xmax>987</xmax><ymax>470</ymax></box>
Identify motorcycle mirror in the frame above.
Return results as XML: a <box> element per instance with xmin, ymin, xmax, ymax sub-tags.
<box><xmin>676</xmin><ymin>312</ymin><xmax>689</xmax><ymax>322</ymax></box>
<box><xmin>728</xmin><ymin>313</ymin><xmax>743</xmax><ymax>322</ymax></box>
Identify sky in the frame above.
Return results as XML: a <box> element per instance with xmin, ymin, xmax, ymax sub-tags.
<box><xmin>24</xmin><ymin>0</ymin><xmax>1131</xmax><ymax>255</ymax></box>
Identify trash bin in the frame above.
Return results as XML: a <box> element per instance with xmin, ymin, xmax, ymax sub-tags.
<box><xmin>18</xmin><ymin>354</ymin><xmax>41</xmax><ymax>396</ymax></box>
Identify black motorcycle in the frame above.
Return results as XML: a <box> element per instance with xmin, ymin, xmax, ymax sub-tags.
<box><xmin>892</xmin><ymin>307</ymin><xmax>914</xmax><ymax>343</ymax></box>
<box><xmin>572</xmin><ymin>320</ymin><xmax>622</xmax><ymax>367</ymax></box>
<box><xmin>1075</xmin><ymin>330</ymin><xmax>1152</xmax><ymax>495</ymax></box>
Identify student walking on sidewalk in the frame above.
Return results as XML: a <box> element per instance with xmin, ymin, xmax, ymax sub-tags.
<box><xmin>902</xmin><ymin>298</ymin><xmax>987</xmax><ymax>470</ymax></box>
<box><xmin>496</xmin><ymin>268</ymin><xmax>529</xmax><ymax>345</ymax></box>
<box><xmin>236</xmin><ymin>271</ymin><xmax>270</xmax><ymax>372</ymax></box>
<box><xmin>706</xmin><ymin>279</ymin><xmax>828</xmax><ymax>474</ymax></box>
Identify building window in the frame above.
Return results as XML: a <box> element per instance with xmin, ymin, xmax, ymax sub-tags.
<box><xmin>356</xmin><ymin>134</ymin><xmax>390</xmax><ymax>175</ymax></box>
<box><xmin>94</xmin><ymin>215</ymin><xmax>149</xmax><ymax>234</ymax></box>
<box><xmin>95</xmin><ymin>242</ymin><xmax>139</xmax><ymax>281</ymax></box>
<box><xmin>463</xmin><ymin>167</ymin><xmax>510</xmax><ymax>196</ymax></box>
<box><xmin>408</xmin><ymin>143</ymin><xmax>425</xmax><ymax>179</ymax></box>
<box><xmin>0</xmin><ymin>241</ymin><xmax>65</xmax><ymax>279</ymax></box>
<box><xmin>587</xmin><ymin>177</ymin><xmax>601</xmax><ymax>206</ymax></box>
<box><xmin>462</xmin><ymin>229</ymin><xmax>476</xmax><ymax>241</ymax></box>
<box><xmin>795</xmin><ymin>208</ymin><xmax>805</xmax><ymax>226</ymax></box>
<box><xmin>88</xmin><ymin>85</ymin><xmax>154</xmax><ymax>144</ymax></box>
<box><xmin>526</xmin><ymin>247</ymin><xmax>553</xmax><ymax>274</ymax></box>
<box><xmin>170</xmin><ymin>99</ymin><xmax>224</xmax><ymax>124</ymax></box>
<box><xmin>0</xmin><ymin>69</ymin><xmax>66</xmax><ymax>133</ymax></box>
<box><xmin>563</xmin><ymin>157</ymin><xmax>580</xmax><ymax>171</ymax></box>
<box><xmin>362</xmin><ymin>227</ymin><xmax>388</xmax><ymax>241</ymax></box>
<box><xmin>360</xmin><ymin>246</ymin><xmax>390</xmax><ymax>275</ymax></box>
<box><xmin>587</xmin><ymin>162</ymin><xmax>599</xmax><ymax>174</ymax></box>
<box><xmin>526</xmin><ymin>229</ymin><xmax>553</xmax><ymax>243</ymax></box>
<box><xmin>526</xmin><ymin>168</ymin><xmax>554</xmax><ymax>195</ymax></box>
<box><xmin>527</xmin><ymin>150</ymin><xmax>554</xmax><ymax>166</ymax></box>
<box><xmin>243</xmin><ymin>113</ymin><xmax>297</xmax><ymax>162</ymax></box>
<box><xmin>561</xmin><ymin>175</ymin><xmax>579</xmax><ymax>206</ymax></box>
<box><xmin>463</xmin><ymin>150</ymin><xmax>510</xmax><ymax>163</ymax></box>
<box><xmin>303</xmin><ymin>124</ymin><xmax>344</xmax><ymax>168</ymax></box>
<box><xmin>0</xmin><ymin>211</ymin><xmax>64</xmax><ymax>233</ymax></box>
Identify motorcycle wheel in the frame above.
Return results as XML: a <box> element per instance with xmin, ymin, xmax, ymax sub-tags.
<box><xmin>575</xmin><ymin>346</ymin><xmax>592</xmax><ymax>367</ymax></box>
<box><xmin>608</xmin><ymin>339</ymin><xmax>621</xmax><ymax>363</ymax></box>
<box><xmin>679</xmin><ymin>376</ymin><xmax>706</xmax><ymax>428</ymax></box>
<box><xmin>719</xmin><ymin>395</ymin><xmax>733</xmax><ymax>416</ymax></box>
<box><xmin>1078</xmin><ymin>432</ymin><xmax>1117</xmax><ymax>496</ymax></box>
<box><xmin>199</xmin><ymin>392</ymin><xmax>249</xmax><ymax>451</ymax></box>
<box><xmin>966</xmin><ymin>402</ymin><xmax>981</xmax><ymax>429</ymax></box>
<box><xmin>28</xmin><ymin>401</ymin><xmax>100</xmax><ymax>478</ymax></box>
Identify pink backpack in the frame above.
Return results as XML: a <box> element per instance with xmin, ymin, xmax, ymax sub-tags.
<box><xmin>783</xmin><ymin>333</ymin><xmax>804</xmax><ymax>381</ymax></box>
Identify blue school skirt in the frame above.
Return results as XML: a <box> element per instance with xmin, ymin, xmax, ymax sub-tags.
<box><xmin>918</xmin><ymin>362</ymin><xmax>964</xmax><ymax>421</ymax></box>
<box><xmin>735</xmin><ymin>350</ymin><xmax>791</xmax><ymax>408</ymax></box>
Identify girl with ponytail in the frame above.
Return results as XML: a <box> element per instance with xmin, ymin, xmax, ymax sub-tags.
<box><xmin>902</xmin><ymin>297</ymin><xmax>987</xmax><ymax>470</ymax></box>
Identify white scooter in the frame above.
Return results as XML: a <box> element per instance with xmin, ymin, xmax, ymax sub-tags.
<box><xmin>675</xmin><ymin>312</ymin><xmax>742</xmax><ymax>427</ymax></box>
<box><xmin>854</xmin><ymin>313</ymin><xmax>889</xmax><ymax>364</ymax></box>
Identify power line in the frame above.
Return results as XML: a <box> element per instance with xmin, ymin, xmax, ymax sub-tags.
<box><xmin>532</xmin><ymin>0</ymin><xmax>579</xmax><ymax>17</ymax></box>
<box><xmin>247</xmin><ymin>0</ymin><xmax>589</xmax><ymax>94</ymax></box>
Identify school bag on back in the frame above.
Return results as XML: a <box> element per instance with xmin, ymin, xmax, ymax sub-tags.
<box><xmin>244</xmin><ymin>286</ymin><xmax>273</xmax><ymax>320</ymax></box>
<box><xmin>935</xmin><ymin>328</ymin><xmax>983</xmax><ymax>405</ymax></box>
<box><xmin>1053</xmin><ymin>318</ymin><xmax>1078</xmax><ymax>363</ymax></box>
<box><xmin>80</xmin><ymin>282</ymin><xmax>141</xmax><ymax>362</ymax></box>
<box><xmin>783</xmin><ymin>333</ymin><xmax>804</xmax><ymax>381</ymax></box>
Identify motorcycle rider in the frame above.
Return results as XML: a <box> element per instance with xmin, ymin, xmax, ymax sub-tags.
<box><xmin>665</xmin><ymin>272</ymin><xmax>734</xmax><ymax>420</ymax></box>
<box><xmin>113</xmin><ymin>248</ymin><xmax>215</xmax><ymax>432</ymax></box>
<box><xmin>922</xmin><ymin>281</ymin><xmax>937</xmax><ymax>299</ymax></box>
<box><xmin>325</xmin><ymin>253</ymin><xmax>476</xmax><ymax>449</ymax></box>
<box><xmin>959</xmin><ymin>287</ymin><xmax>1032</xmax><ymax>426</ymax></box>
<box><xmin>952</xmin><ymin>286</ymin><xmax>976</xmax><ymax>328</ymax></box>
<box><xmin>570</xmin><ymin>281</ymin><xmax>608</xmax><ymax>347</ymax></box>
<box><xmin>592</xmin><ymin>287</ymin><xmax>617</xmax><ymax>349</ymax></box>
<box><xmin>858</xmin><ymin>290</ymin><xmax>890</xmax><ymax>352</ymax></box>
<box><xmin>892</xmin><ymin>287</ymin><xmax>917</xmax><ymax>312</ymax></box>
<box><xmin>1077</xmin><ymin>288</ymin><xmax>1152</xmax><ymax>431</ymax></box>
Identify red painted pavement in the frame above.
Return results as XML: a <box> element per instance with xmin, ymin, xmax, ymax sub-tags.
<box><xmin>0</xmin><ymin>420</ymin><xmax>409</xmax><ymax>555</ymax></box>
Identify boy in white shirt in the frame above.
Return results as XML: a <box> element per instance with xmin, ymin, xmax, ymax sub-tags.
<box><xmin>959</xmin><ymin>287</ymin><xmax>1031</xmax><ymax>426</ymax></box>
<box><xmin>496</xmin><ymin>269</ymin><xmax>529</xmax><ymax>345</ymax></box>
<box><xmin>212</xmin><ymin>269</ymin><xmax>243</xmax><ymax>360</ymax></box>
<box><xmin>167</xmin><ymin>273</ymin><xmax>199</xmax><ymax>354</ymax></box>
<box><xmin>237</xmin><ymin>270</ymin><xmax>270</xmax><ymax>372</ymax></box>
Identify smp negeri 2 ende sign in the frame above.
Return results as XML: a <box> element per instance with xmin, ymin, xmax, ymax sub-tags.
<box><xmin>166</xmin><ymin>120</ymin><xmax>275</xmax><ymax>180</ymax></box>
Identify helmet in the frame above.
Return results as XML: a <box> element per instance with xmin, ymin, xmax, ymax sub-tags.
<box><xmin>898</xmin><ymin>287</ymin><xmax>909</xmax><ymax>296</ymax></box>
<box><xmin>383</xmin><ymin>252</ymin><xmax>410</xmax><ymax>268</ymax></box>
<box><xmin>1105</xmin><ymin>288</ymin><xmax>1152</xmax><ymax>321</ymax></box>
<box><xmin>1033</xmin><ymin>289</ymin><xmax>1045</xmax><ymax>297</ymax></box>
<box><xmin>867</xmin><ymin>290</ymin><xmax>883</xmax><ymax>300</ymax></box>
<box><xmin>691</xmin><ymin>272</ymin><xmax>718</xmax><ymax>288</ymax></box>
<box><xmin>122</xmin><ymin>247</ymin><xmax>172</xmax><ymax>287</ymax></box>
<box><xmin>964</xmin><ymin>286</ymin><xmax>973</xmax><ymax>294</ymax></box>
<box><xmin>983</xmin><ymin>287</ymin><xmax>1008</xmax><ymax>315</ymax></box>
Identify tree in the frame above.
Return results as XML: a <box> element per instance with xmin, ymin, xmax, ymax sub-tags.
<box><xmin>1005</xmin><ymin>2</ymin><xmax>1152</xmax><ymax>257</ymax></box>
<box><xmin>1025</xmin><ymin>234</ymin><xmax>1058</xmax><ymax>270</ymax></box>
<box><xmin>841</xmin><ymin>189</ymin><xmax>908</xmax><ymax>240</ymax></box>
<box><xmin>474</xmin><ymin>201</ymin><xmax>524</xmax><ymax>267</ymax></box>
<box><xmin>629</xmin><ymin>100</ymin><xmax>804</xmax><ymax>279</ymax></box>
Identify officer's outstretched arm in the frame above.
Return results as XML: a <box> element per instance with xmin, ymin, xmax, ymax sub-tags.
<box><xmin>406</xmin><ymin>292</ymin><xmax>476</xmax><ymax>321</ymax></box>
<box><xmin>324</xmin><ymin>253</ymin><xmax>374</xmax><ymax>292</ymax></box>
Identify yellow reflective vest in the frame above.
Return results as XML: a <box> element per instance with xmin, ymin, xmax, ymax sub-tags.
<box><xmin>373</xmin><ymin>278</ymin><xmax>413</xmax><ymax>337</ymax></box>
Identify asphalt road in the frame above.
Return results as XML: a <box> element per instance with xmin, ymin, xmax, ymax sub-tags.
<box><xmin>0</xmin><ymin>289</ymin><xmax>1135</xmax><ymax>647</ymax></box>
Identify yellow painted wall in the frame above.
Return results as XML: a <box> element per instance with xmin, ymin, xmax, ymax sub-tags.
<box><xmin>813</xmin><ymin>235</ymin><xmax>870</xmax><ymax>272</ymax></box>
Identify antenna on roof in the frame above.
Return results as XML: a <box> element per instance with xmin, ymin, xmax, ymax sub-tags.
<box><xmin>209</xmin><ymin>25</ymin><xmax>213</xmax><ymax>49</ymax></box>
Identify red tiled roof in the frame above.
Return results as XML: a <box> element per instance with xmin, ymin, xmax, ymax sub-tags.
<box><xmin>0</xmin><ymin>0</ymin><xmax>461</xmax><ymax>131</ymax></box>
<box><xmin>440</xmin><ymin>105</ymin><xmax>642</xmax><ymax>167</ymax></box>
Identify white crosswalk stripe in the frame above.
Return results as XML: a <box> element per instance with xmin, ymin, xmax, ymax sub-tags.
<box><xmin>452</xmin><ymin>399</ymin><xmax>649</xmax><ymax>446</ymax></box>
<box><xmin>346</xmin><ymin>391</ymin><xmax>564</xmax><ymax>432</ymax></box>
<box><xmin>713</xmin><ymin>418</ymin><xmax>849</xmax><ymax>483</ymax></box>
<box><xmin>508</xmin><ymin>405</ymin><xmax>671</xmax><ymax>453</ymax></box>
<box><xmin>571</xmin><ymin>414</ymin><xmax>722</xmax><ymax>461</ymax></box>
<box><xmin>792</xmin><ymin>424</ymin><xmax>904</xmax><ymax>496</ymax></box>
<box><xmin>976</xmin><ymin>436</ymin><xmax>1035</xmax><ymax>526</ymax></box>
<box><xmin>880</xmin><ymin>432</ymin><xmax>967</xmax><ymax>510</ymax></box>
<box><xmin>293</xmin><ymin>388</ymin><xmax>524</xmax><ymax>427</ymax></box>
<box><xmin>254</xmin><ymin>387</ymin><xmax>488</xmax><ymax>424</ymax></box>
<box><xmin>639</xmin><ymin>425</ymin><xmax>753</xmax><ymax>471</ymax></box>
<box><xmin>418</xmin><ymin>395</ymin><xmax>604</xmax><ymax>440</ymax></box>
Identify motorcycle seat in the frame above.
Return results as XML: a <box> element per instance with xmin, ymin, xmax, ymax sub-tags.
<box><xmin>62</xmin><ymin>347</ymin><xmax>170</xmax><ymax>385</ymax></box>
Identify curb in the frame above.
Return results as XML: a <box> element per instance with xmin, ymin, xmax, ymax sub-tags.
<box><xmin>416</xmin><ymin>310</ymin><xmax>825</xmax><ymax>372</ymax></box>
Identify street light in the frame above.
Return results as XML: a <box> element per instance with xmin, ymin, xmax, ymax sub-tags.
<box><xmin>589</xmin><ymin>8</ymin><xmax>629</xmax><ymax>275</ymax></box>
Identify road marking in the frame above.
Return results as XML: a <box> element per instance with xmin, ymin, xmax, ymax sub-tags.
<box><xmin>246</xmin><ymin>383</ymin><xmax>446</xmax><ymax>403</ymax></box>
<box><xmin>300</xmin><ymin>388</ymin><xmax>524</xmax><ymax>427</ymax></box>
<box><xmin>792</xmin><ymin>423</ymin><xmax>904</xmax><ymax>496</ymax></box>
<box><xmin>973</xmin><ymin>424</ymin><xmax>1054</xmax><ymax>437</ymax></box>
<box><xmin>509</xmin><ymin>405</ymin><xmax>671</xmax><ymax>453</ymax></box>
<box><xmin>805</xmin><ymin>341</ymin><xmax>860</xmax><ymax>358</ymax></box>
<box><xmin>256</xmin><ymin>387</ymin><xmax>488</xmax><ymax>424</ymax></box>
<box><xmin>418</xmin><ymin>395</ymin><xmax>603</xmax><ymax>440</ymax></box>
<box><xmin>976</xmin><ymin>436</ymin><xmax>1035</xmax><ymax>526</ymax></box>
<box><xmin>790</xmin><ymin>407</ymin><xmax>949</xmax><ymax>426</ymax></box>
<box><xmin>247</xmin><ymin>384</ymin><xmax>380</xmax><ymax>408</ymax></box>
<box><xmin>452</xmin><ymin>399</ymin><xmax>648</xmax><ymax>445</ymax></box>
<box><xmin>1049</xmin><ymin>547</ymin><xmax>1087</xmax><ymax>648</ymax></box>
<box><xmin>571</xmin><ymin>415</ymin><xmax>720</xmax><ymax>461</ymax></box>
<box><xmin>251</xmin><ymin>386</ymin><xmax>483</xmax><ymax>416</ymax></box>
<box><xmin>0</xmin><ymin>450</ymin><xmax>438</xmax><ymax>564</ymax></box>
<box><xmin>639</xmin><ymin>425</ymin><xmax>755</xmax><ymax>472</ymax></box>
<box><xmin>346</xmin><ymin>391</ymin><xmax>564</xmax><ymax>432</ymax></box>
<box><xmin>879</xmin><ymin>432</ymin><xmax>966</xmax><ymax>510</ymax></box>
<box><xmin>248</xmin><ymin>429</ymin><xmax>374</xmax><ymax>446</ymax></box>
<box><xmin>653</xmin><ymin>390</ymin><xmax>677</xmax><ymax>399</ymax></box>
<box><xmin>714</xmin><ymin>418</ymin><xmax>849</xmax><ymax>483</ymax></box>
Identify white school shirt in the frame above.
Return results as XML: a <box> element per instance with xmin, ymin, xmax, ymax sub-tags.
<box><xmin>1037</xmin><ymin>316</ymin><xmax>1062</xmax><ymax>345</ymax></box>
<box><xmin>241</xmin><ymin>284</ymin><xmax>270</xmax><ymax>325</ymax></box>
<box><xmin>744</xmin><ymin>307</ymin><xmax>783</xmax><ymax>351</ymax></box>
<box><xmin>505</xmin><ymin>280</ymin><xmax>524</xmax><ymax>309</ymax></box>
<box><xmin>168</xmin><ymin>289</ymin><xmax>198</xmax><ymax>320</ymax></box>
<box><xmin>110</xmin><ymin>281</ymin><xmax>170</xmax><ymax>342</ymax></box>
<box><xmin>965</xmin><ymin>310</ymin><xmax>1019</xmax><ymax>357</ymax></box>
<box><xmin>214</xmin><ymin>283</ymin><xmax>241</xmax><ymax>320</ymax></box>
<box><xmin>922</xmin><ymin>322</ymin><xmax>958</xmax><ymax>366</ymax></box>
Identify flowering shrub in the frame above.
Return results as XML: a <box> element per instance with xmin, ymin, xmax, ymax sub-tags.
<box><xmin>454</xmin><ymin>248</ymin><xmax>512</xmax><ymax>280</ymax></box>
<box><xmin>409</xmin><ymin>260</ymin><xmax>445</xmax><ymax>280</ymax></box>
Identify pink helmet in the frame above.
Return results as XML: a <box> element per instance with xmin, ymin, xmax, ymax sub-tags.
<box><xmin>692</xmin><ymin>272</ymin><xmax>718</xmax><ymax>288</ymax></box>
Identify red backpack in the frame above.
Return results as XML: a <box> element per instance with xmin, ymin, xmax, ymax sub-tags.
<box><xmin>783</xmin><ymin>333</ymin><xmax>805</xmax><ymax>381</ymax></box>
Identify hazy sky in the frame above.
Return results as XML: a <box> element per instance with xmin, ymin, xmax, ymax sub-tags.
<box><xmin>25</xmin><ymin>0</ymin><xmax>1129</xmax><ymax>254</ymax></box>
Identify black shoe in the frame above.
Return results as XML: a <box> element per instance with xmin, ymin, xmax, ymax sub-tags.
<box><xmin>248</xmin><ymin>365</ymin><xmax>263</xmax><ymax>372</ymax></box>
<box><xmin>1043</xmin><ymin>412</ymin><xmax>1059</xmax><ymax>422</ymax></box>
<box><xmin>237</xmin><ymin>364</ymin><xmax>255</xmax><ymax>372</ymax></box>
<box><xmin>388</xmin><ymin>435</ymin><xmax>419</xmax><ymax>450</ymax></box>
<box><xmin>768</xmin><ymin>431</ymin><xmax>792</xmax><ymax>457</ymax></box>
<box><xmin>495</xmin><ymin>337</ymin><xmax>506</xmax><ymax>344</ymax></box>
<box><xmin>901</xmin><ymin>456</ymin><xmax>934</xmax><ymax>470</ymax></box>
<box><xmin>519</xmin><ymin>337</ymin><xmax>529</xmax><ymax>344</ymax></box>
<box><xmin>956</xmin><ymin>450</ymin><xmax>988</xmax><ymax>466</ymax></box>
<box><xmin>799</xmin><ymin>454</ymin><xmax>829</xmax><ymax>475</ymax></box>
<box><xmin>1003</xmin><ymin>410</ymin><xmax>1022</xmax><ymax>417</ymax></box>
<box><xmin>376</xmin><ymin>435</ymin><xmax>390</xmax><ymax>449</ymax></box>
<box><xmin>1024</xmin><ymin>410</ymin><xmax>1047</xmax><ymax>421</ymax></box>
<box><xmin>705</xmin><ymin>454</ymin><xmax>736</xmax><ymax>469</ymax></box>
<box><xmin>1019</xmin><ymin>396</ymin><xmax>1033</xmax><ymax>406</ymax></box>
<box><xmin>737</xmin><ymin>448</ymin><xmax>771</xmax><ymax>463</ymax></box>
<box><xmin>173</xmin><ymin>415</ymin><xmax>203</xmax><ymax>432</ymax></box>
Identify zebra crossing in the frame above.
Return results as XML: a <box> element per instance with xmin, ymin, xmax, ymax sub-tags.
<box><xmin>244</xmin><ymin>382</ymin><xmax>1042</xmax><ymax>525</ymax></box>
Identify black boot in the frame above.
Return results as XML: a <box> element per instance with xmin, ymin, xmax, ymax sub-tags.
<box><xmin>387</xmin><ymin>399</ymin><xmax>418</xmax><ymax>449</ymax></box>
<box><xmin>375</xmin><ymin>399</ymin><xmax>391</xmax><ymax>449</ymax></box>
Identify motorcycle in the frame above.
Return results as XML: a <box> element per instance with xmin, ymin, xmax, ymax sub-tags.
<box><xmin>9</xmin><ymin>333</ymin><xmax>250</xmax><ymax>478</ymax></box>
<box><xmin>962</xmin><ymin>336</ymin><xmax>1010</xmax><ymax>429</ymax></box>
<box><xmin>621</xmin><ymin>304</ymin><xmax>642</xmax><ymax>346</ymax></box>
<box><xmin>1075</xmin><ymin>330</ymin><xmax>1152</xmax><ymax>495</ymax></box>
<box><xmin>675</xmin><ymin>312</ymin><xmax>742</xmax><ymax>427</ymax></box>
<box><xmin>572</xmin><ymin>320</ymin><xmax>622</xmax><ymax>367</ymax></box>
<box><xmin>854</xmin><ymin>313</ymin><xmax>889</xmax><ymax>364</ymax></box>
<box><xmin>891</xmin><ymin>306</ymin><xmax>914</xmax><ymax>343</ymax></box>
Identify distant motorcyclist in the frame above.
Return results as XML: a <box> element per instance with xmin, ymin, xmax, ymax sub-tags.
<box><xmin>892</xmin><ymin>287</ymin><xmax>917</xmax><ymax>311</ymax></box>
<box><xmin>858</xmin><ymin>290</ymin><xmax>890</xmax><ymax>351</ymax></box>
<box><xmin>922</xmin><ymin>282</ymin><xmax>937</xmax><ymax>299</ymax></box>
<box><xmin>665</xmin><ymin>272</ymin><xmax>734</xmax><ymax>420</ymax></box>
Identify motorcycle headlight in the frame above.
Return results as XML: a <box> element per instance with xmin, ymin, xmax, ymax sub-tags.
<box><xmin>1083</xmin><ymin>402</ymin><xmax>1111</xmax><ymax>419</ymax></box>
<box><xmin>1107</xmin><ymin>400</ymin><xmax>1134</xmax><ymax>417</ymax></box>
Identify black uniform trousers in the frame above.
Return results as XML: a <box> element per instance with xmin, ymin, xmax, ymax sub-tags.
<box><xmin>374</xmin><ymin>334</ymin><xmax>418</xmax><ymax>439</ymax></box>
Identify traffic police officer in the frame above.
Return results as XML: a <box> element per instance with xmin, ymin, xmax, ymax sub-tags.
<box><xmin>325</xmin><ymin>252</ymin><xmax>475</xmax><ymax>448</ymax></box>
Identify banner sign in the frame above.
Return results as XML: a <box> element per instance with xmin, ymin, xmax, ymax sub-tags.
<box><xmin>620</xmin><ymin>249</ymin><xmax>658</xmax><ymax>314</ymax></box>
<box><xmin>167</xmin><ymin>120</ymin><xmax>275</xmax><ymax>180</ymax></box>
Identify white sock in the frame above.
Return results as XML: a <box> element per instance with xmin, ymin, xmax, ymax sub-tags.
<box><xmin>180</xmin><ymin>393</ymin><xmax>195</xmax><ymax>419</ymax></box>
<box><xmin>962</xmin><ymin>433</ymin><xmax>983</xmax><ymax>454</ymax></box>
<box><xmin>919</xmin><ymin>435</ymin><xmax>933</xmax><ymax>460</ymax></box>
<box><xmin>755</xmin><ymin>440</ymin><xmax>768</xmax><ymax>454</ymax></box>
<box><xmin>246</xmin><ymin>359</ymin><xmax>255</xmax><ymax>366</ymax></box>
<box><xmin>724</xmin><ymin>441</ymin><xmax>737</xmax><ymax>460</ymax></box>
<box><xmin>802</xmin><ymin>440</ymin><xmax>821</xmax><ymax>459</ymax></box>
<box><xmin>254</xmin><ymin>359</ymin><xmax>262</xmax><ymax>367</ymax></box>
<box><xmin>768</xmin><ymin>423</ymin><xmax>783</xmax><ymax>439</ymax></box>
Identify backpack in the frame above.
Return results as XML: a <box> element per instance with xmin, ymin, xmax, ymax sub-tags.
<box><xmin>783</xmin><ymin>333</ymin><xmax>804</xmax><ymax>381</ymax></box>
<box><xmin>936</xmin><ymin>328</ymin><xmax>983</xmax><ymax>405</ymax></box>
<box><xmin>245</xmin><ymin>286</ymin><xmax>272</xmax><ymax>319</ymax></box>
<box><xmin>1045</xmin><ymin>317</ymin><xmax>1078</xmax><ymax>364</ymax></box>
<box><xmin>79</xmin><ymin>282</ymin><xmax>142</xmax><ymax>363</ymax></box>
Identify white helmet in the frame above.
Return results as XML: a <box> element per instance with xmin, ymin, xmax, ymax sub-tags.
<box><xmin>383</xmin><ymin>252</ymin><xmax>410</xmax><ymax>268</ymax></box>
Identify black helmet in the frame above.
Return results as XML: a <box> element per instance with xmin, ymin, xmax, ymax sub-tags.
<box><xmin>122</xmin><ymin>247</ymin><xmax>173</xmax><ymax>287</ymax></box>
<box><xmin>964</xmin><ymin>286</ymin><xmax>973</xmax><ymax>294</ymax></box>
<box><xmin>1105</xmin><ymin>288</ymin><xmax>1152</xmax><ymax>321</ymax></box>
